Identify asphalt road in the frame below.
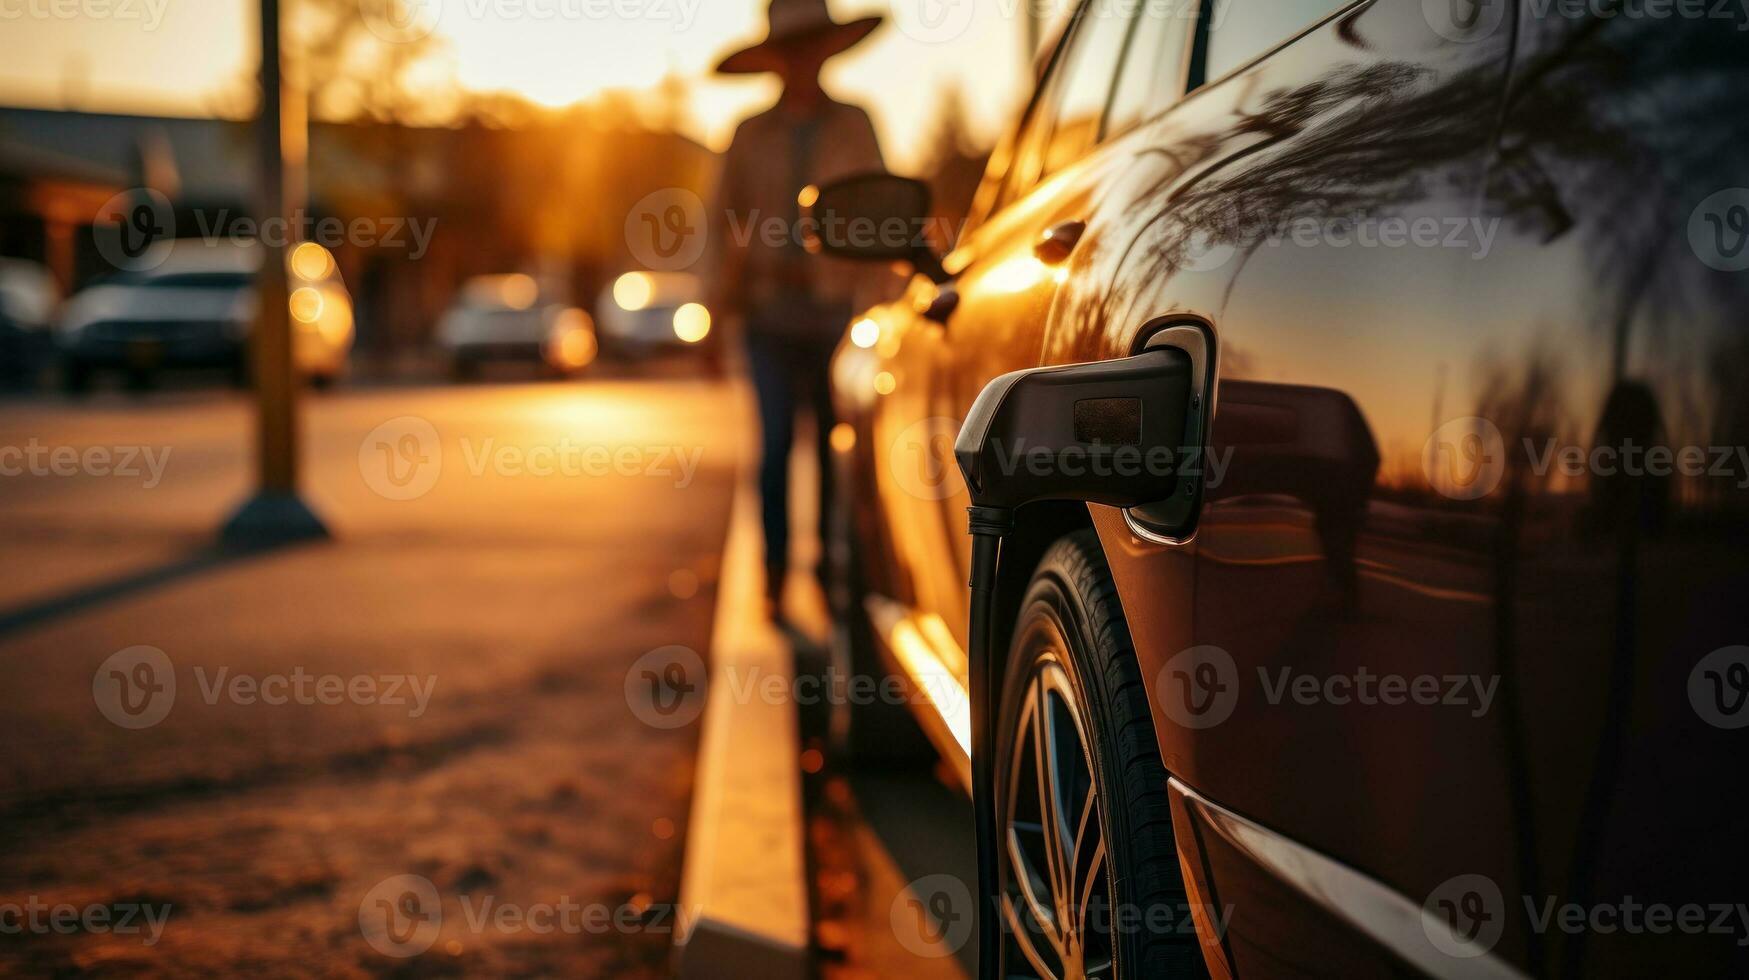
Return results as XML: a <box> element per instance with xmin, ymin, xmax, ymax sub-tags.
<box><xmin>0</xmin><ymin>376</ymin><xmax>739</xmax><ymax>976</ymax></box>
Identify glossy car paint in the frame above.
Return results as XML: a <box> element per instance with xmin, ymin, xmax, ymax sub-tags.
<box><xmin>832</xmin><ymin>0</ymin><xmax>1748</xmax><ymax>975</ymax></box>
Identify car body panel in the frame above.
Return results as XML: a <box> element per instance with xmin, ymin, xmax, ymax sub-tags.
<box><xmin>0</xmin><ymin>258</ymin><xmax>58</xmax><ymax>331</ymax></box>
<box><xmin>1069</xmin><ymin>0</ymin><xmax>1534</xmax><ymax>968</ymax></box>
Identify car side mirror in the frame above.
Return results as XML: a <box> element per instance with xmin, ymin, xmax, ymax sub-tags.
<box><xmin>804</xmin><ymin>172</ymin><xmax>948</xmax><ymax>282</ymax></box>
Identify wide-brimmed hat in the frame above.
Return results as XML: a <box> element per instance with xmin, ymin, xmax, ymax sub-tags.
<box><xmin>715</xmin><ymin>0</ymin><xmax>882</xmax><ymax>75</ymax></box>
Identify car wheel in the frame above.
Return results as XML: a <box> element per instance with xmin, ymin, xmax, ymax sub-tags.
<box><xmin>997</xmin><ymin>530</ymin><xmax>1204</xmax><ymax>979</ymax></box>
<box><xmin>60</xmin><ymin>357</ymin><xmax>92</xmax><ymax>396</ymax></box>
<box><xmin>228</xmin><ymin>353</ymin><xmax>252</xmax><ymax>390</ymax></box>
<box><xmin>123</xmin><ymin>365</ymin><xmax>154</xmax><ymax>394</ymax></box>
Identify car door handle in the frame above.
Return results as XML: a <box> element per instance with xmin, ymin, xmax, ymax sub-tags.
<box><xmin>1034</xmin><ymin>220</ymin><xmax>1087</xmax><ymax>265</ymax></box>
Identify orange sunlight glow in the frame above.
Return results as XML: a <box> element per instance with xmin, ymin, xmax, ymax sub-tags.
<box><xmin>288</xmin><ymin>285</ymin><xmax>325</xmax><ymax>323</ymax></box>
<box><xmin>0</xmin><ymin>0</ymin><xmax>1031</xmax><ymax>172</ymax></box>
<box><xmin>889</xmin><ymin>618</ymin><xmax>970</xmax><ymax>758</ymax></box>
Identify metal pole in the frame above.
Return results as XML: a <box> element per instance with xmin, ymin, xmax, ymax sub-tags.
<box><xmin>221</xmin><ymin>0</ymin><xmax>327</xmax><ymax>546</ymax></box>
<box><xmin>256</xmin><ymin>0</ymin><xmax>296</xmax><ymax>494</ymax></box>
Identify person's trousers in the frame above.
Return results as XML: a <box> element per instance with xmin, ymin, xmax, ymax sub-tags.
<box><xmin>745</xmin><ymin>331</ymin><xmax>837</xmax><ymax>591</ymax></box>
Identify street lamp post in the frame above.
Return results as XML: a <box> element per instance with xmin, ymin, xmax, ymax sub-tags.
<box><xmin>220</xmin><ymin>0</ymin><xmax>330</xmax><ymax>547</ymax></box>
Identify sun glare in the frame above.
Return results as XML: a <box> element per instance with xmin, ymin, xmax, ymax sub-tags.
<box><xmin>0</xmin><ymin>1</ymin><xmax>1024</xmax><ymax>170</ymax></box>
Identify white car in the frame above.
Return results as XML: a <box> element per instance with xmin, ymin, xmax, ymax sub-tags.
<box><xmin>594</xmin><ymin>271</ymin><xmax>713</xmax><ymax>357</ymax></box>
<box><xmin>0</xmin><ymin>258</ymin><xmax>58</xmax><ymax>387</ymax></box>
<box><xmin>55</xmin><ymin>240</ymin><xmax>353</xmax><ymax>392</ymax></box>
<box><xmin>436</xmin><ymin>275</ymin><xmax>597</xmax><ymax>379</ymax></box>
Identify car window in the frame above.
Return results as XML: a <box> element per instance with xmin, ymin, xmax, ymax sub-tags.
<box><xmin>1203</xmin><ymin>0</ymin><xmax>1349</xmax><ymax>82</ymax></box>
<box><xmin>1041</xmin><ymin>1</ymin><xmax>1137</xmax><ymax>174</ymax></box>
<box><xmin>1105</xmin><ymin>3</ymin><xmax>1199</xmax><ymax>135</ymax></box>
<box><xmin>995</xmin><ymin>0</ymin><xmax>1136</xmax><ymax>211</ymax></box>
<box><xmin>994</xmin><ymin>42</ymin><xmax>1074</xmax><ymax>212</ymax></box>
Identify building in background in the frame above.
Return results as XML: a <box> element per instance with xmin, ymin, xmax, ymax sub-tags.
<box><xmin>0</xmin><ymin>105</ymin><xmax>717</xmax><ymax>371</ymax></box>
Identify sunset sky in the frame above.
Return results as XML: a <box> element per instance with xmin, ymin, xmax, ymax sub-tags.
<box><xmin>0</xmin><ymin>0</ymin><xmax>1039</xmax><ymax>170</ymax></box>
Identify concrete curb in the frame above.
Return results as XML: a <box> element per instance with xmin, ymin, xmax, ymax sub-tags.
<box><xmin>673</xmin><ymin>479</ymin><xmax>811</xmax><ymax>980</ymax></box>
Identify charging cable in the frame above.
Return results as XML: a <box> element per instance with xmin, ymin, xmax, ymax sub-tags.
<box><xmin>966</xmin><ymin>503</ymin><xmax>1013</xmax><ymax>980</ymax></box>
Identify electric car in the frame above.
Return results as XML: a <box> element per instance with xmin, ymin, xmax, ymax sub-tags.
<box><xmin>821</xmin><ymin>1</ymin><xmax>1749</xmax><ymax>976</ymax></box>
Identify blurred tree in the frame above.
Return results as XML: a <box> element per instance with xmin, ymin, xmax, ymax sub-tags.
<box><xmin>184</xmin><ymin>0</ymin><xmax>721</xmax><ymax>357</ymax></box>
<box><xmin>915</xmin><ymin>85</ymin><xmax>991</xmax><ymax>249</ymax></box>
<box><xmin>287</xmin><ymin>0</ymin><xmax>452</xmax><ymax>124</ymax></box>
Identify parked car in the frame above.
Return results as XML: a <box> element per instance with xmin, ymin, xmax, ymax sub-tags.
<box><xmin>0</xmin><ymin>258</ymin><xmax>58</xmax><ymax>388</ymax></box>
<box><xmin>593</xmin><ymin>270</ymin><xmax>713</xmax><ymax>357</ymax></box>
<box><xmin>436</xmin><ymin>274</ymin><xmax>597</xmax><ymax>379</ymax></box>
<box><xmin>820</xmin><ymin>2</ymin><xmax>1748</xmax><ymax>977</ymax></box>
<box><xmin>55</xmin><ymin>240</ymin><xmax>353</xmax><ymax>392</ymax></box>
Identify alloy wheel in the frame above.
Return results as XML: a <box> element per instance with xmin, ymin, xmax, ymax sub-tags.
<box><xmin>1001</xmin><ymin>650</ymin><xmax>1115</xmax><ymax>979</ymax></box>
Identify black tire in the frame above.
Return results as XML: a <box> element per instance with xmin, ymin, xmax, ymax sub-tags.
<box><xmin>996</xmin><ymin>529</ymin><xmax>1205</xmax><ymax>979</ymax></box>
<box><xmin>60</xmin><ymin>357</ymin><xmax>92</xmax><ymax>396</ymax></box>
<box><xmin>0</xmin><ymin>327</ymin><xmax>31</xmax><ymax>390</ymax></box>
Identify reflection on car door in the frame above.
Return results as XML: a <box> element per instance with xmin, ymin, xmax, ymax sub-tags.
<box><xmin>1057</xmin><ymin>0</ymin><xmax>1549</xmax><ymax>973</ymax></box>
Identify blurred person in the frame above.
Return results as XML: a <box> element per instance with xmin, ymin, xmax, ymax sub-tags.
<box><xmin>710</xmin><ymin>0</ymin><xmax>887</xmax><ymax>620</ymax></box>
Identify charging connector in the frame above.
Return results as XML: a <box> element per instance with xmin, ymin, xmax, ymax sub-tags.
<box><xmin>953</xmin><ymin>349</ymin><xmax>1195</xmax><ymax>978</ymax></box>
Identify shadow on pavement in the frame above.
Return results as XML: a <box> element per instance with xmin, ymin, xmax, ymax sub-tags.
<box><xmin>0</xmin><ymin>542</ymin><xmax>315</xmax><ymax>640</ymax></box>
<box><xmin>792</xmin><ymin>630</ymin><xmax>975</xmax><ymax>980</ymax></box>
